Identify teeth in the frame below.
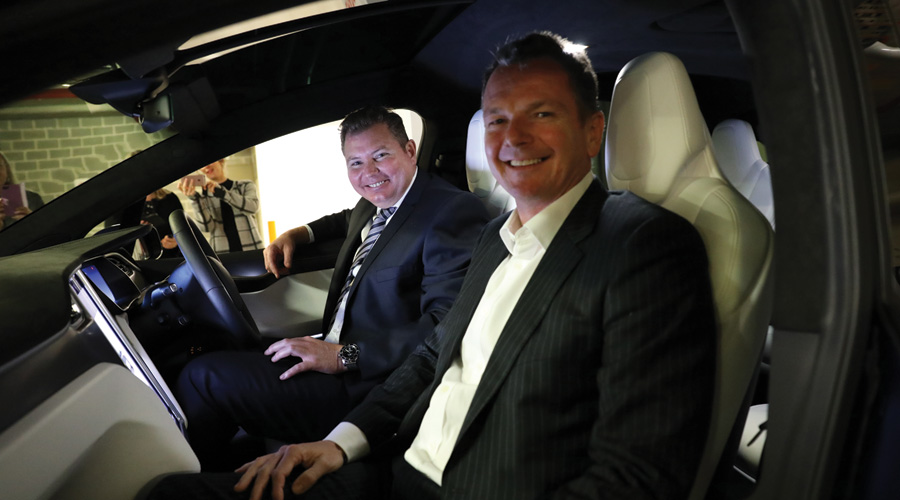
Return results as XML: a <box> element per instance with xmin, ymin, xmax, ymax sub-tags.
<box><xmin>368</xmin><ymin>180</ymin><xmax>387</xmax><ymax>188</ymax></box>
<box><xmin>509</xmin><ymin>159</ymin><xmax>542</xmax><ymax>167</ymax></box>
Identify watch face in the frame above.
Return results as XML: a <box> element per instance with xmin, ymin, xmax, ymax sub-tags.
<box><xmin>341</xmin><ymin>343</ymin><xmax>359</xmax><ymax>363</ymax></box>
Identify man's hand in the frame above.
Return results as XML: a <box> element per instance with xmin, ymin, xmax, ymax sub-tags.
<box><xmin>161</xmin><ymin>235</ymin><xmax>178</xmax><ymax>249</ymax></box>
<box><xmin>265</xmin><ymin>337</ymin><xmax>345</xmax><ymax>379</ymax></box>
<box><xmin>234</xmin><ymin>441</ymin><xmax>346</xmax><ymax>500</ymax></box>
<box><xmin>263</xmin><ymin>227</ymin><xmax>309</xmax><ymax>278</ymax></box>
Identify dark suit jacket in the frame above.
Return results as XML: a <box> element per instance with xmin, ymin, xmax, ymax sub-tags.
<box><xmin>307</xmin><ymin>171</ymin><xmax>490</xmax><ymax>403</ymax></box>
<box><xmin>346</xmin><ymin>180</ymin><xmax>716</xmax><ymax>499</ymax></box>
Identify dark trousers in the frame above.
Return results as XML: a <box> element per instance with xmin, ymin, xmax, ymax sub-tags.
<box><xmin>390</xmin><ymin>456</ymin><xmax>440</xmax><ymax>500</ymax></box>
<box><xmin>146</xmin><ymin>457</ymin><xmax>438</xmax><ymax>500</ymax></box>
<box><xmin>146</xmin><ymin>459</ymin><xmax>390</xmax><ymax>500</ymax></box>
<box><xmin>177</xmin><ymin>351</ymin><xmax>354</xmax><ymax>471</ymax></box>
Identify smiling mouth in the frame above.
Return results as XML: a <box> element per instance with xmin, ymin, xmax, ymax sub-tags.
<box><xmin>367</xmin><ymin>180</ymin><xmax>388</xmax><ymax>188</ymax></box>
<box><xmin>508</xmin><ymin>158</ymin><xmax>544</xmax><ymax>167</ymax></box>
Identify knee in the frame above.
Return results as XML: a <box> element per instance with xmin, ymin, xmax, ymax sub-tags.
<box><xmin>145</xmin><ymin>473</ymin><xmax>195</xmax><ymax>499</ymax></box>
<box><xmin>176</xmin><ymin>352</ymin><xmax>235</xmax><ymax>399</ymax></box>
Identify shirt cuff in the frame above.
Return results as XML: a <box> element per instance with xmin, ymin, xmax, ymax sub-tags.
<box><xmin>324</xmin><ymin>422</ymin><xmax>370</xmax><ymax>462</ymax></box>
<box><xmin>303</xmin><ymin>224</ymin><xmax>315</xmax><ymax>243</ymax></box>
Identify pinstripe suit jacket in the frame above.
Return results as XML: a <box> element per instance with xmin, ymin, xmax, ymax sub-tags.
<box><xmin>346</xmin><ymin>179</ymin><xmax>716</xmax><ymax>499</ymax></box>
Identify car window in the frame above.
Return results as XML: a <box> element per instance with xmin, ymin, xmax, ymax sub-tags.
<box><xmin>0</xmin><ymin>85</ymin><xmax>424</xmax><ymax>258</ymax></box>
<box><xmin>0</xmin><ymin>91</ymin><xmax>174</xmax><ymax>230</ymax></box>
<box><xmin>255</xmin><ymin>109</ymin><xmax>423</xmax><ymax>245</ymax></box>
<box><xmin>0</xmin><ymin>0</ymin><xmax>402</xmax><ymax>241</ymax></box>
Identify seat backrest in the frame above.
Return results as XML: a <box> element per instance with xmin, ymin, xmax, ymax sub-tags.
<box><xmin>605</xmin><ymin>52</ymin><xmax>774</xmax><ymax>500</ymax></box>
<box><xmin>712</xmin><ymin>119</ymin><xmax>775</xmax><ymax>229</ymax></box>
<box><xmin>465</xmin><ymin>109</ymin><xmax>516</xmax><ymax>218</ymax></box>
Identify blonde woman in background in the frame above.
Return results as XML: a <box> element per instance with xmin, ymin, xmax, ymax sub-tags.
<box><xmin>0</xmin><ymin>151</ymin><xmax>44</xmax><ymax>230</ymax></box>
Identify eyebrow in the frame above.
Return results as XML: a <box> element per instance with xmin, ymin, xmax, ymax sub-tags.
<box><xmin>484</xmin><ymin>99</ymin><xmax>559</xmax><ymax>115</ymax></box>
<box><xmin>346</xmin><ymin>145</ymin><xmax>390</xmax><ymax>162</ymax></box>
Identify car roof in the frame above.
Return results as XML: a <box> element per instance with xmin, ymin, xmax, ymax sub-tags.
<box><xmin>0</xmin><ymin>0</ymin><xmax>758</xmax><ymax>256</ymax></box>
<box><xmin>0</xmin><ymin>0</ymin><xmax>750</xmax><ymax>105</ymax></box>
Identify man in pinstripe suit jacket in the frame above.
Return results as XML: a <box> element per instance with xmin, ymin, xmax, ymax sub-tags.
<box><xmin>149</xmin><ymin>31</ymin><xmax>716</xmax><ymax>500</ymax></box>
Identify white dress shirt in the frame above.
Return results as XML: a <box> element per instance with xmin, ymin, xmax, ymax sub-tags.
<box><xmin>326</xmin><ymin>172</ymin><xmax>594</xmax><ymax>476</ymax></box>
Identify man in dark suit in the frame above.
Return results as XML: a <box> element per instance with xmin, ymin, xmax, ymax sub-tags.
<box><xmin>150</xmin><ymin>33</ymin><xmax>715</xmax><ymax>500</ymax></box>
<box><xmin>175</xmin><ymin>106</ymin><xmax>490</xmax><ymax>471</ymax></box>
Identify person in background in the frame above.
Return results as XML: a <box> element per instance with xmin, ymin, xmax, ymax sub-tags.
<box><xmin>142</xmin><ymin>187</ymin><xmax>184</xmax><ymax>258</ymax></box>
<box><xmin>128</xmin><ymin>149</ymin><xmax>185</xmax><ymax>258</ymax></box>
<box><xmin>0</xmin><ymin>151</ymin><xmax>44</xmax><ymax>231</ymax></box>
<box><xmin>177</xmin><ymin>157</ymin><xmax>263</xmax><ymax>253</ymax></box>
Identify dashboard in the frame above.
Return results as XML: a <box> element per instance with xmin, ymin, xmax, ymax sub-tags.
<box><xmin>71</xmin><ymin>255</ymin><xmax>187</xmax><ymax>433</ymax></box>
<box><xmin>80</xmin><ymin>253</ymin><xmax>148</xmax><ymax>310</ymax></box>
<box><xmin>0</xmin><ymin>226</ymin><xmax>201</xmax><ymax>498</ymax></box>
<box><xmin>0</xmin><ymin>226</ymin><xmax>187</xmax><ymax>436</ymax></box>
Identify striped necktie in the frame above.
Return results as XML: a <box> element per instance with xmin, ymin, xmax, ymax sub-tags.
<box><xmin>328</xmin><ymin>206</ymin><xmax>397</xmax><ymax>330</ymax></box>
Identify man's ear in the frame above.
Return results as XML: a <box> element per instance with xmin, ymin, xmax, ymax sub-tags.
<box><xmin>586</xmin><ymin>111</ymin><xmax>605</xmax><ymax>158</ymax></box>
<box><xmin>405</xmin><ymin>139</ymin><xmax>417</xmax><ymax>159</ymax></box>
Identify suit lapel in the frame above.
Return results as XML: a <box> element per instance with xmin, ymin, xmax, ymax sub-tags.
<box><xmin>324</xmin><ymin>200</ymin><xmax>376</xmax><ymax>322</ymax></box>
<box><xmin>347</xmin><ymin>171</ymin><xmax>428</xmax><ymax>299</ymax></box>
<box><xmin>401</xmin><ymin>217</ymin><xmax>510</xmax><ymax>432</ymax></box>
<box><xmin>433</xmin><ymin>227</ymin><xmax>510</xmax><ymax>376</ymax></box>
<box><xmin>456</xmin><ymin>182</ymin><xmax>607</xmax><ymax>439</ymax></box>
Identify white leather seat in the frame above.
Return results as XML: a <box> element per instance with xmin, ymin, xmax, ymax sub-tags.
<box><xmin>465</xmin><ymin>109</ymin><xmax>516</xmax><ymax>218</ymax></box>
<box><xmin>606</xmin><ymin>52</ymin><xmax>774</xmax><ymax>499</ymax></box>
<box><xmin>712</xmin><ymin>119</ymin><xmax>775</xmax><ymax>475</ymax></box>
<box><xmin>712</xmin><ymin>119</ymin><xmax>775</xmax><ymax>229</ymax></box>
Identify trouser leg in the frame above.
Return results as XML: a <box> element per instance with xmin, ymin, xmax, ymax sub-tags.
<box><xmin>390</xmin><ymin>456</ymin><xmax>441</xmax><ymax>500</ymax></box>
<box><xmin>146</xmin><ymin>459</ymin><xmax>390</xmax><ymax>500</ymax></box>
<box><xmin>176</xmin><ymin>351</ymin><xmax>352</xmax><ymax>471</ymax></box>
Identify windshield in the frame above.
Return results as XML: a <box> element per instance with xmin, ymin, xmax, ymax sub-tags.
<box><xmin>0</xmin><ymin>0</ymin><xmax>396</xmax><ymax>239</ymax></box>
<box><xmin>0</xmin><ymin>90</ymin><xmax>174</xmax><ymax>232</ymax></box>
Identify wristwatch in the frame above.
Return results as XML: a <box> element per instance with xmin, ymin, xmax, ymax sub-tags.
<box><xmin>339</xmin><ymin>343</ymin><xmax>359</xmax><ymax>370</ymax></box>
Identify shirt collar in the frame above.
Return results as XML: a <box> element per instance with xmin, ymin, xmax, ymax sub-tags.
<box><xmin>384</xmin><ymin>167</ymin><xmax>418</xmax><ymax>215</ymax></box>
<box><xmin>499</xmin><ymin>172</ymin><xmax>594</xmax><ymax>254</ymax></box>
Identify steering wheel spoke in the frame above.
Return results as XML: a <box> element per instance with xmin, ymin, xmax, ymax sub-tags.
<box><xmin>169</xmin><ymin>209</ymin><xmax>261</xmax><ymax>348</ymax></box>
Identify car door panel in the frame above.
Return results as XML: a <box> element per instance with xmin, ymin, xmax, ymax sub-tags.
<box><xmin>0</xmin><ymin>363</ymin><xmax>198</xmax><ymax>500</ymax></box>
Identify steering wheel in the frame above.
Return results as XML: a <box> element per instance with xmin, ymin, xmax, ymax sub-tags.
<box><xmin>169</xmin><ymin>209</ymin><xmax>260</xmax><ymax>348</ymax></box>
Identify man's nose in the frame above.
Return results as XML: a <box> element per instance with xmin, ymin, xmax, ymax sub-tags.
<box><xmin>504</xmin><ymin>118</ymin><xmax>531</xmax><ymax>146</ymax></box>
<box><xmin>362</xmin><ymin>160</ymin><xmax>380</xmax><ymax>175</ymax></box>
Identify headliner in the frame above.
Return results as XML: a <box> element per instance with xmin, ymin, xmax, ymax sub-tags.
<box><xmin>0</xmin><ymin>0</ymin><xmax>747</xmax><ymax>106</ymax></box>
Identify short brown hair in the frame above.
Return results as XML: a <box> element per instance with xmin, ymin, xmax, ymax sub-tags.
<box><xmin>483</xmin><ymin>31</ymin><xmax>599</xmax><ymax>122</ymax></box>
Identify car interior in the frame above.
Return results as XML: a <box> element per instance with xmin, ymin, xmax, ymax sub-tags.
<box><xmin>1</xmin><ymin>0</ymin><xmax>899</xmax><ymax>499</ymax></box>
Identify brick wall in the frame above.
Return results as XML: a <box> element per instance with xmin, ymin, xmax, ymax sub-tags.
<box><xmin>0</xmin><ymin>110</ymin><xmax>174</xmax><ymax>203</ymax></box>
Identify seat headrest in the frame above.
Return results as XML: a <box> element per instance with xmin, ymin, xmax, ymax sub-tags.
<box><xmin>712</xmin><ymin>119</ymin><xmax>775</xmax><ymax>228</ymax></box>
<box><xmin>465</xmin><ymin>109</ymin><xmax>515</xmax><ymax>218</ymax></box>
<box><xmin>606</xmin><ymin>52</ymin><xmax>775</xmax><ymax>500</ymax></box>
<box><xmin>605</xmin><ymin>52</ymin><xmax>722</xmax><ymax>202</ymax></box>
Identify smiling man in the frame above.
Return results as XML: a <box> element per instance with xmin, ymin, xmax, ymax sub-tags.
<box><xmin>173</xmin><ymin>105</ymin><xmax>489</xmax><ymax>471</ymax></box>
<box><xmin>151</xmin><ymin>33</ymin><xmax>716</xmax><ymax>500</ymax></box>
